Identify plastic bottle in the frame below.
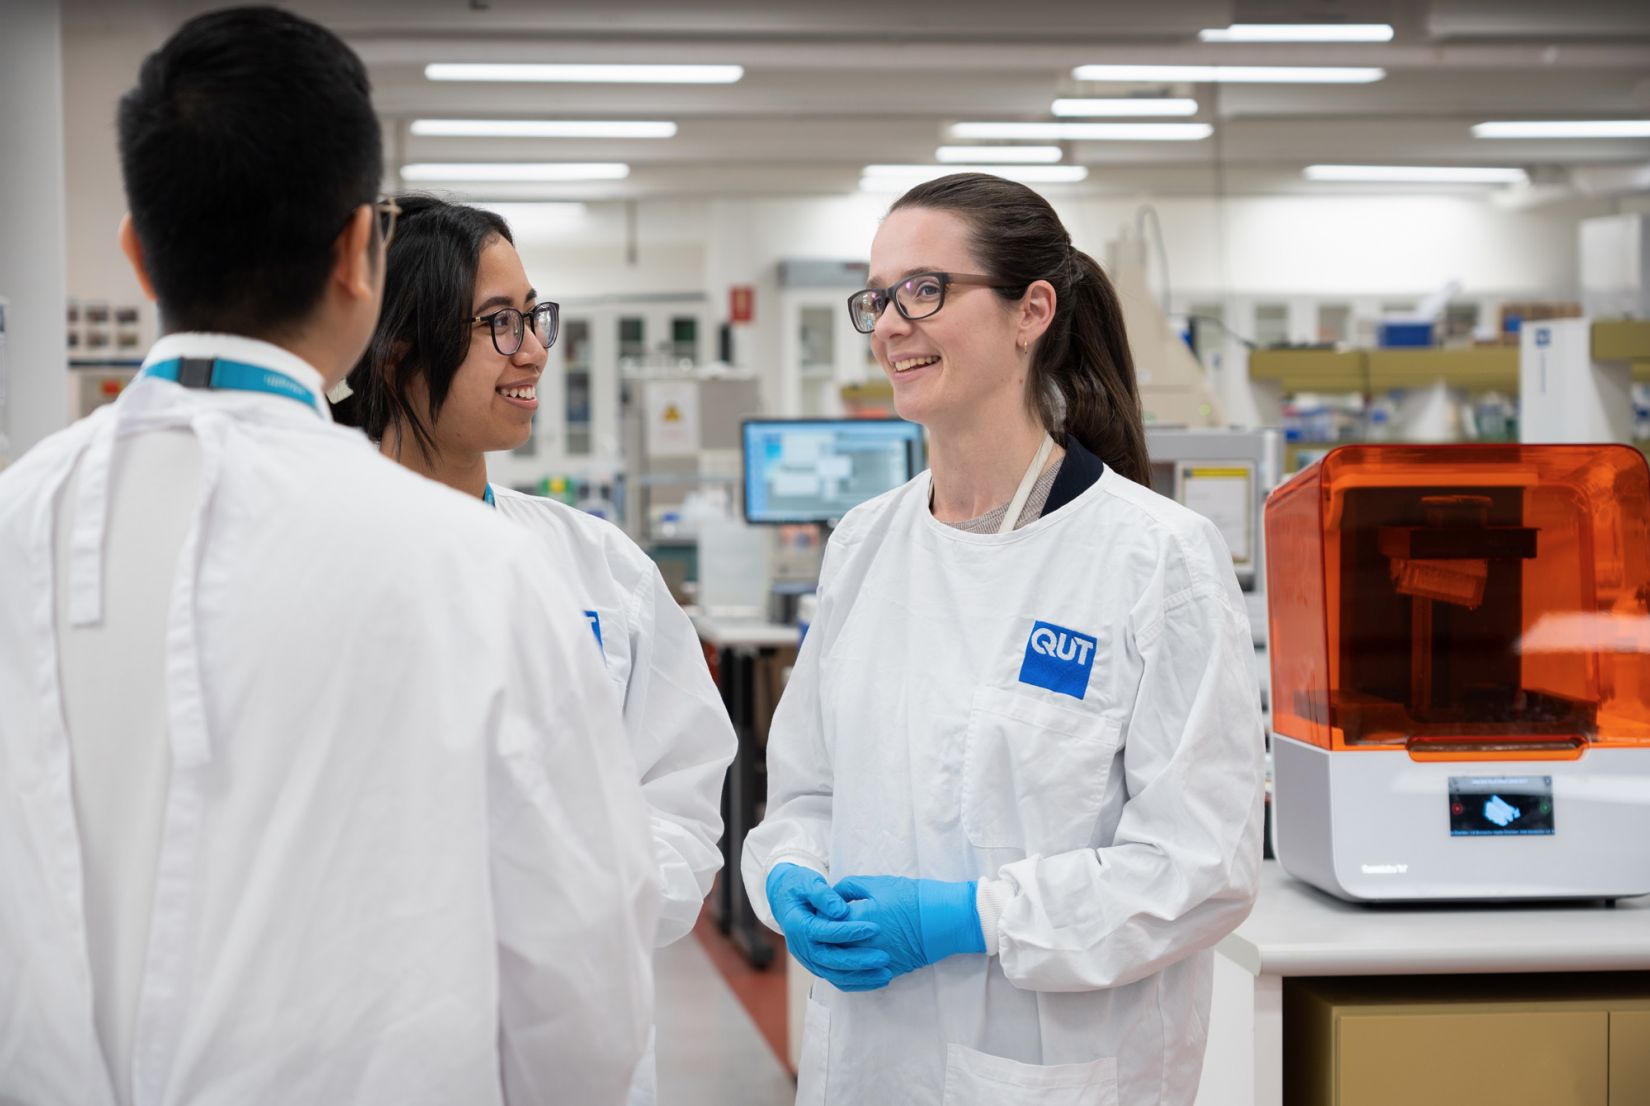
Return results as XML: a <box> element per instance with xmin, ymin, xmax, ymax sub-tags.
<box><xmin>1366</xmin><ymin>403</ymin><xmax>1392</xmax><ymax>443</ymax></box>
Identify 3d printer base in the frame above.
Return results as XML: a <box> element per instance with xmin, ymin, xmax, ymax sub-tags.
<box><xmin>1272</xmin><ymin>733</ymin><xmax>1650</xmax><ymax>903</ymax></box>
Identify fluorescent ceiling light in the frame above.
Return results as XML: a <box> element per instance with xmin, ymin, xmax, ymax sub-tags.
<box><xmin>1074</xmin><ymin>64</ymin><xmax>1384</xmax><ymax>83</ymax></box>
<box><xmin>935</xmin><ymin>145</ymin><xmax>1064</xmax><ymax>163</ymax></box>
<box><xmin>1052</xmin><ymin>98</ymin><xmax>1198</xmax><ymax>117</ymax></box>
<box><xmin>951</xmin><ymin>122</ymin><xmax>1212</xmax><ymax>141</ymax></box>
<box><xmin>410</xmin><ymin>119</ymin><xmax>677</xmax><ymax>139</ymax></box>
<box><xmin>1199</xmin><ymin>23</ymin><xmax>1393</xmax><ymax>42</ymax></box>
<box><xmin>425</xmin><ymin>63</ymin><xmax>743</xmax><ymax>84</ymax></box>
<box><xmin>400</xmin><ymin>162</ymin><xmax>631</xmax><ymax>182</ymax></box>
<box><xmin>1473</xmin><ymin>120</ymin><xmax>1650</xmax><ymax>139</ymax></box>
<box><xmin>1304</xmin><ymin>164</ymin><xmax>1529</xmax><ymax>184</ymax></box>
<box><xmin>862</xmin><ymin>164</ymin><xmax>1089</xmax><ymax>185</ymax></box>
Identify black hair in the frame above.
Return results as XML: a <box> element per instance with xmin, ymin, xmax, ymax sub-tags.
<box><xmin>330</xmin><ymin>196</ymin><xmax>513</xmax><ymax>462</ymax></box>
<box><xmin>889</xmin><ymin>173</ymin><xmax>1151</xmax><ymax>487</ymax></box>
<box><xmin>116</xmin><ymin>6</ymin><xmax>382</xmax><ymax>337</ymax></box>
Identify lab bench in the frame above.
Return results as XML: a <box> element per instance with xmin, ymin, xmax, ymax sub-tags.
<box><xmin>690</xmin><ymin>611</ymin><xmax>798</xmax><ymax>970</ymax></box>
<box><xmin>1195</xmin><ymin>861</ymin><xmax>1650</xmax><ymax>1106</ymax></box>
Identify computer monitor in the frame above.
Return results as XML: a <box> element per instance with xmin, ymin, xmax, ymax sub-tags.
<box><xmin>742</xmin><ymin>418</ymin><xmax>926</xmax><ymax>525</ymax></box>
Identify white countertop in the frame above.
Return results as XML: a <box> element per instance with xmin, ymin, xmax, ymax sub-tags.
<box><xmin>687</xmin><ymin>610</ymin><xmax>799</xmax><ymax>649</ymax></box>
<box><xmin>1218</xmin><ymin>860</ymin><xmax>1650</xmax><ymax>978</ymax></box>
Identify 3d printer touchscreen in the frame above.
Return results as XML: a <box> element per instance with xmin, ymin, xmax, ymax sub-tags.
<box><xmin>1448</xmin><ymin>776</ymin><xmax>1555</xmax><ymax>837</ymax></box>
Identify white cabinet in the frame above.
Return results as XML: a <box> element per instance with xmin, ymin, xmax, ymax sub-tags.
<box><xmin>486</xmin><ymin>296</ymin><xmax>711</xmax><ymax>490</ymax></box>
<box><xmin>779</xmin><ymin>289</ymin><xmax>878</xmax><ymax>417</ymax></box>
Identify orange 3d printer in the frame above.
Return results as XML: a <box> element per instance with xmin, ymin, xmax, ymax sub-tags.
<box><xmin>1265</xmin><ymin>444</ymin><xmax>1650</xmax><ymax>902</ymax></box>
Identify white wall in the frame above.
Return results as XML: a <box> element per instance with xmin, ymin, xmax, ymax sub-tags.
<box><xmin>499</xmin><ymin>198</ymin><xmax>710</xmax><ymax>299</ymax></box>
<box><xmin>495</xmin><ymin>189</ymin><xmax>1596</xmax><ymax>422</ymax></box>
<box><xmin>1064</xmin><ymin>192</ymin><xmax>1591</xmax><ymax>302</ymax></box>
<box><xmin>704</xmin><ymin>194</ymin><xmax>887</xmax><ymax>409</ymax></box>
<box><xmin>515</xmin><ymin>242</ymin><xmax>706</xmax><ymax>301</ymax></box>
<box><xmin>0</xmin><ymin>0</ymin><xmax>70</xmax><ymax>460</ymax></box>
<box><xmin>61</xmin><ymin>23</ymin><xmax>160</xmax><ymax>348</ymax></box>
<box><xmin>506</xmin><ymin>189</ymin><xmax>1593</xmax><ymax>313</ymax></box>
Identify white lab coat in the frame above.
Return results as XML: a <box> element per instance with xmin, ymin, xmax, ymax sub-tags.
<box><xmin>0</xmin><ymin>335</ymin><xmax>659</xmax><ymax>1106</ymax></box>
<box><xmin>489</xmin><ymin>487</ymin><xmax>735</xmax><ymax>1104</ymax></box>
<box><xmin>741</xmin><ymin>465</ymin><xmax>1265</xmax><ymax>1106</ymax></box>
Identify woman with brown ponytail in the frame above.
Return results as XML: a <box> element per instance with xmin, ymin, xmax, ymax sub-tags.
<box><xmin>742</xmin><ymin>173</ymin><xmax>1265</xmax><ymax>1106</ymax></box>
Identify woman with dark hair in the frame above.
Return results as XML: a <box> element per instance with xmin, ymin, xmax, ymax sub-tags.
<box><xmin>742</xmin><ymin>174</ymin><xmax>1264</xmax><ymax>1106</ymax></box>
<box><xmin>333</xmin><ymin>196</ymin><xmax>736</xmax><ymax>1106</ymax></box>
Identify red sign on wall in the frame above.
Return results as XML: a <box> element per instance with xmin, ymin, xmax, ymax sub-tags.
<box><xmin>729</xmin><ymin>285</ymin><xmax>754</xmax><ymax>324</ymax></box>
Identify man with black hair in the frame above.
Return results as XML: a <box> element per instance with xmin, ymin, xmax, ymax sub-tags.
<box><xmin>0</xmin><ymin>9</ymin><xmax>658</xmax><ymax>1105</ymax></box>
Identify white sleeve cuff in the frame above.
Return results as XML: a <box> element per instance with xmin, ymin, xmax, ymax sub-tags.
<box><xmin>976</xmin><ymin>877</ymin><xmax>1011</xmax><ymax>957</ymax></box>
<box><xmin>765</xmin><ymin>851</ymin><xmax>830</xmax><ymax>881</ymax></box>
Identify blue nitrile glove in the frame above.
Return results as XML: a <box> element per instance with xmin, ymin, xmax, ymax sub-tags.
<box><xmin>834</xmin><ymin>875</ymin><xmax>986</xmax><ymax>978</ymax></box>
<box><xmin>766</xmin><ymin>863</ymin><xmax>893</xmax><ymax>992</ymax></box>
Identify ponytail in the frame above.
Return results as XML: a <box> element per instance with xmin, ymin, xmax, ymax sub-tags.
<box><xmin>890</xmin><ymin>173</ymin><xmax>1151</xmax><ymax>487</ymax></box>
<box><xmin>1029</xmin><ymin>249</ymin><xmax>1150</xmax><ymax>486</ymax></box>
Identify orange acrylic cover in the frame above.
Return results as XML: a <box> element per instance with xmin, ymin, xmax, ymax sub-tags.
<box><xmin>1264</xmin><ymin>444</ymin><xmax>1650</xmax><ymax>755</ymax></box>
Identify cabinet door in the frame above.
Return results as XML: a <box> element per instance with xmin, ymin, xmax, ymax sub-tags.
<box><xmin>1613</xmin><ymin>1011</ymin><xmax>1650</xmax><ymax>1104</ymax></box>
<box><xmin>1337</xmin><ymin>1011</ymin><xmax>1608</xmax><ymax>1106</ymax></box>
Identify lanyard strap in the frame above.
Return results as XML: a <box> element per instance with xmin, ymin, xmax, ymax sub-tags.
<box><xmin>142</xmin><ymin>357</ymin><xmax>322</xmax><ymax>415</ymax></box>
<box><xmin>998</xmin><ymin>434</ymin><xmax>1056</xmax><ymax>534</ymax></box>
<box><xmin>483</xmin><ymin>483</ymin><xmax>496</xmax><ymax>507</ymax></box>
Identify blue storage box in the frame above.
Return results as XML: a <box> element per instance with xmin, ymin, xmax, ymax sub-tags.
<box><xmin>1377</xmin><ymin>321</ymin><xmax>1434</xmax><ymax>348</ymax></box>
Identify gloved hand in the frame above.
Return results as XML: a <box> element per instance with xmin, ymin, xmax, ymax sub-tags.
<box><xmin>766</xmin><ymin>863</ymin><xmax>893</xmax><ymax>992</ymax></box>
<box><xmin>834</xmin><ymin>875</ymin><xmax>986</xmax><ymax>979</ymax></box>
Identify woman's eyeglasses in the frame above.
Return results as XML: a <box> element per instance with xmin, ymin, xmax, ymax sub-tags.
<box><xmin>470</xmin><ymin>301</ymin><xmax>560</xmax><ymax>357</ymax></box>
<box><xmin>373</xmin><ymin>196</ymin><xmax>401</xmax><ymax>248</ymax></box>
<box><xmin>846</xmin><ymin>271</ymin><xmax>1020</xmax><ymax>334</ymax></box>
<box><xmin>341</xmin><ymin>196</ymin><xmax>402</xmax><ymax>249</ymax></box>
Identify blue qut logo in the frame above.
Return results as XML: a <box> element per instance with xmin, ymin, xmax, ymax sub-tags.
<box><xmin>1018</xmin><ymin>621</ymin><xmax>1098</xmax><ymax>700</ymax></box>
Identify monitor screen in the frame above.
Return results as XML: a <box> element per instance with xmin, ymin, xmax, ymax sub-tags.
<box><xmin>742</xmin><ymin>418</ymin><xmax>926</xmax><ymax>524</ymax></box>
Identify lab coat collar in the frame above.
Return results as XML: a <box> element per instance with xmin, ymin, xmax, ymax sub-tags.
<box><xmin>916</xmin><ymin>464</ymin><xmax>1117</xmax><ymax>546</ymax></box>
<box><xmin>142</xmin><ymin>332</ymin><xmax>333</xmax><ymax>421</ymax></box>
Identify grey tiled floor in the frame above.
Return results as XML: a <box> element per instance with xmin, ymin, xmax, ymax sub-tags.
<box><xmin>655</xmin><ymin>937</ymin><xmax>796</xmax><ymax>1106</ymax></box>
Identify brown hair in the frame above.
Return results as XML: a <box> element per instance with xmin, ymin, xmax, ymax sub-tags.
<box><xmin>889</xmin><ymin>172</ymin><xmax>1150</xmax><ymax>486</ymax></box>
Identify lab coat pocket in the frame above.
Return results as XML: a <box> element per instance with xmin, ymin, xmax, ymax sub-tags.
<box><xmin>795</xmin><ymin>996</ymin><xmax>831</xmax><ymax>1106</ymax></box>
<box><xmin>941</xmin><ymin>1045</ymin><xmax>1119</xmax><ymax>1106</ymax></box>
<box><xmin>962</xmin><ymin>687</ymin><xmax>1120</xmax><ymax>852</ymax></box>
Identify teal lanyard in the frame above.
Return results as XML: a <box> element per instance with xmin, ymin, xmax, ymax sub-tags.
<box><xmin>141</xmin><ymin>357</ymin><xmax>321</xmax><ymax>415</ymax></box>
<box><xmin>483</xmin><ymin>483</ymin><xmax>496</xmax><ymax>507</ymax></box>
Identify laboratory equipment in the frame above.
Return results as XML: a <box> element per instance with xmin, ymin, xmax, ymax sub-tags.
<box><xmin>1105</xmin><ymin>214</ymin><xmax>1224</xmax><ymax>428</ymax></box>
<box><xmin>1376</xmin><ymin>280</ymin><xmax>1462</xmax><ymax>348</ymax></box>
<box><xmin>1266</xmin><ymin>443</ymin><xmax>1650</xmax><ymax>902</ymax></box>
<box><xmin>741</xmin><ymin>417</ymin><xmax>925</xmax><ymax>525</ymax></box>
<box><xmin>1519</xmin><ymin>317</ymin><xmax>1633</xmax><ymax>444</ymax></box>
<box><xmin>1145</xmin><ymin>427</ymin><xmax>1280</xmax><ymax>593</ymax></box>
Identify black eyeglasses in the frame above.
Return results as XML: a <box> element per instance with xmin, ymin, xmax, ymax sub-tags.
<box><xmin>374</xmin><ymin>196</ymin><xmax>401</xmax><ymax>248</ymax></box>
<box><xmin>470</xmin><ymin>301</ymin><xmax>560</xmax><ymax>357</ymax></box>
<box><xmin>847</xmin><ymin>271</ymin><xmax>1021</xmax><ymax>334</ymax></box>
<box><xmin>341</xmin><ymin>195</ymin><xmax>402</xmax><ymax>249</ymax></box>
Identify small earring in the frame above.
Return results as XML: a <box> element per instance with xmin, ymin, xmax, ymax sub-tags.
<box><xmin>1017</xmin><ymin>337</ymin><xmax>1028</xmax><ymax>354</ymax></box>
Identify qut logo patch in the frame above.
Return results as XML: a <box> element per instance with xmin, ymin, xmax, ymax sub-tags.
<box><xmin>1018</xmin><ymin>621</ymin><xmax>1098</xmax><ymax>699</ymax></box>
